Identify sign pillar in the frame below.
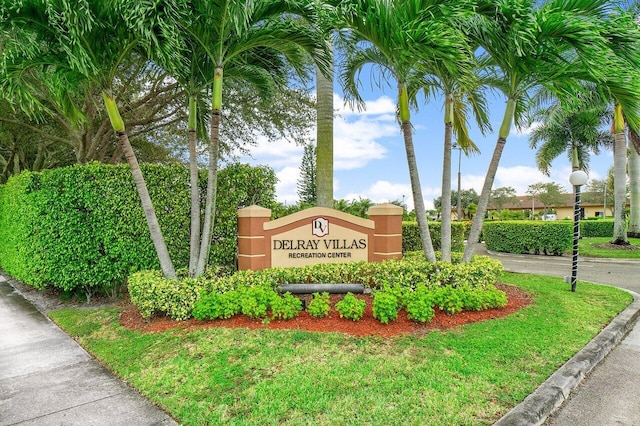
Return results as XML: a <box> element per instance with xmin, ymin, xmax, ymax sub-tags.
<box><xmin>237</xmin><ymin>205</ymin><xmax>271</xmax><ymax>271</ymax></box>
<box><xmin>368</xmin><ymin>203</ymin><xmax>403</xmax><ymax>262</ymax></box>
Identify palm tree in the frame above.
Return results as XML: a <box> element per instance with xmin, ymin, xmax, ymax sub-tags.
<box><xmin>176</xmin><ymin>0</ymin><xmax>331</xmax><ymax>276</ymax></box>
<box><xmin>412</xmin><ymin>59</ymin><xmax>489</xmax><ymax>261</ymax></box>
<box><xmin>338</xmin><ymin>0</ymin><xmax>472</xmax><ymax>262</ymax></box>
<box><xmin>630</xmin><ymin>127</ymin><xmax>640</xmax><ymax>237</ymax></box>
<box><xmin>315</xmin><ymin>49</ymin><xmax>334</xmax><ymax>208</ymax></box>
<box><xmin>1</xmin><ymin>0</ymin><xmax>185</xmax><ymax>278</ymax></box>
<box><xmin>461</xmin><ymin>0</ymin><xmax>621</xmax><ymax>262</ymax></box>
<box><xmin>528</xmin><ymin>88</ymin><xmax>613</xmax><ymax>176</ymax></box>
<box><xmin>599</xmin><ymin>7</ymin><xmax>640</xmax><ymax>244</ymax></box>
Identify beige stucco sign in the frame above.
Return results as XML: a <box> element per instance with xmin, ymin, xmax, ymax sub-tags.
<box><xmin>237</xmin><ymin>205</ymin><xmax>403</xmax><ymax>270</ymax></box>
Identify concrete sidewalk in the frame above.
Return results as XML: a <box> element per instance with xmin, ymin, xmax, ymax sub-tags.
<box><xmin>0</xmin><ymin>275</ymin><xmax>177</xmax><ymax>426</ymax></box>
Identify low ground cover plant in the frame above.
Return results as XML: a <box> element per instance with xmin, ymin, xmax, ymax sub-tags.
<box><xmin>335</xmin><ymin>292</ymin><xmax>367</xmax><ymax>320</ymax></box>
<box><xmin>307</xmin><ymin>292</ymin><xmax>331</xmax><ymax>318</ymax></box>
<box><xmin>129</xmin><ymin>255</ymin><xmax>505</xmax><ymax>324</ymax></box>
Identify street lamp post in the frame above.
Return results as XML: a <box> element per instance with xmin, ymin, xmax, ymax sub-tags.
<box><xmin>569</xmin><ymin>169</ymin><xmax>588</xmax><ymax>292</ymax></box>
<box><xmin>453</xmin><ymin>143</ymin><xmax>462</xmax><ymax>221</ymax></box>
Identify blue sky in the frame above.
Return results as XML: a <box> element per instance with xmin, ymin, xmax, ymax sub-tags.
<box><xmin>239</xmin><ymin>79</ymin><xmax>613</xmax><ymax>212</ymax></box>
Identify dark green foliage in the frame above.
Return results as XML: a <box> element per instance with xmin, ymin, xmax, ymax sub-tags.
<box><xmin>307</xmin><ymin>292</ymin><xmax>331</xmax><ymax>318</ymax></box>
<box><xmin>372</xmin><ymin>291</ymin><xmax>399</xmax><ymax>324</ymax></box>
<box><xmin>483</xmin><ymin>221</ymin><xmax>572</xmax><ymax>255</ymax></box>
<box><xmin>580</xmin><ymin>219</ymin><xmax>614</xmax><ymax>237</ymax></box>
<box><xmin>402</xmin><ymin>221</ymin><xmax>470</xmax><ymax>253</ymax></box>
<box><xmin>297</xmin><ymin>143</ymin><xmax>316</xmax><ymax>204</ymax></box>
<box><xmin>0</xmin><ymin>163</ymin><xmax>276</xmax><ymax>297</ymax></box>
<box><xmin>335</xmin><ymin>293</ymin><xmax>366</xmax><ymax>321</ymax></box>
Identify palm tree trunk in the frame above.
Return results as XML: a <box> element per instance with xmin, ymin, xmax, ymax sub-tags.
<box><xmin>628</xmin><ymin>129</ymin><xmax>640</xmax><ymax>237</ymax></box>
<box><xmin>463</xmin><ymin>97</ymin><xmax>516</xmax><ymax>262</ymax></box>
<box><xmin>316</xmin><ymin>48</ymin><xmax>334</xmax><ymax>208</ymax></box>
<box><xmin>188</xmin><ymin>95</ymin><xmax>201</xmax><ymax>276</ymax></box>
<box><xmin>399</xmin><ymin>84</ymin><xmax>436</xmax><ymax>262</ymax></box>
<box><xmin>195</xmin><ymin>67</ymin><xmax>222</xmax><ymax>276</ymax></box>
<box><xmin>102</xmin><ymin>92</ymin><xmax>177</xmax><ymax>279</ymax></box>
<box><xmin>611</xmin><ymin>104</ymin><xmax>628</xmax><ymax>245</ymax></box>
<box><xmin>440</xmin><ymin>94</ymin><xmax>454</xmax><ymax>262</ymax></box>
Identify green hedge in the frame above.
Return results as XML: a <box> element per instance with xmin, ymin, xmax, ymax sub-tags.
<box><xmin>402</xmin><ymin>221</ymin><xmax>472</xmax><ymax>253</ymax></box>
<box><xmin>129</xmin><ymin>255</ymin><xmax>503</xmax><ymax>320</ymax></box>
<box><xmin>0</xmin><ymin>163</ymin><xmax>275</xmax><ymax>297</ymax></box>
<box><xmin>580</xmin><ymin>219</ymin><xmax>614</xmax><ymax>237</ymax></box>
<box><xmin>483</xmin><ymin>221</ymin><xmax>572</xmax><ymax>255</ymax></box>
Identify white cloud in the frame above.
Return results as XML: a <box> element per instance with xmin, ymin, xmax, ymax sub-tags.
<box><xmin>494</xmin><ymin>165</ymin><xmax>553</xmax><ymax>194</ymax></box>
<box><xmin>461</xmin><ymin>166</ymin><xmax>555</xmax><ymax>196</ymax></box>
<box><xmin>237</xmin><ymin>93</ymin><xmax>397</xmax><ymax>173</ymax></box>
<box><xmin>275</xmin><ymin>166</ymin><xmax>300</xmax><ymax>205</ymax></box>
<box><xmin>511</xmin><ymin>121</ymin><xmax>541</xmax><ymax>137</ymax></box>
<box><xmin>333</xmin><ymin>116</ymin><xmax>394</xmax><ymax>170</ymax></box>
<box><xmin>243</xmin><ymin>135</ymin><xmax>304</xmax><ymax>169</ymax></box>
<box><xmin>335</xmin><ymin>94</ymin><xmax>396</xmax><ymax>117</ymax></box>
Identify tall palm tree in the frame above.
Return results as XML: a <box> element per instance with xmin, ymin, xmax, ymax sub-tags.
<box><xmin>630</xmin><ymin>127</ymin><xmax>640</xmax><ymax>237</ymax></box>
<box><xmin>528</xmin><ymin>88</ymin><xmax>613</xmax><ymax>176</ymax></box>
<box><xmin>461</xmin><ymin>0</ymin><xmax>621</xmax><ymax>262</ymax></box>
<box><xmin>599</xmin><ymin>7</ymin><xmax>640</xmax><ymax>244</ymax></box>
<box><xmin>1</xmin><ymin>0</ymin><xmax>185</xmax><ymax>278</ymax></box>
<box><xmin>338</xmin><ymin>0</ymin><xmax>472</xmax><ymax>262</ymax></box>
<box><xmin>315</xmin><ymin>49</ymin><xmax>334</xmax><ymax>208</ymax></box>
<box><xmin>177</xmin><ymin>0</ymin><xmax>331</xmax><ymax>276</ymax></box>
<box><xmin>412</xmin><ymin>59</ymin><xmax>489</xmax><ymax>261</ymax></box>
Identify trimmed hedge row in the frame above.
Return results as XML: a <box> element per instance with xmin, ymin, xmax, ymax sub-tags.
<box><xmin>128</xmin><ymin>254</ymin><xmax>504</xmax><ymax>320</ymax></box>
<box><xmin>483</xmin><ymin>221</ymin><xmax>572</xmax><ymax>255</ymax></box>
<box><xmin>402</xmin><ymin>221</ymin><xmax>472</xmax><ymax>253</ymax></box>
<box><xmin>0</xmin><ymin>163</ymin><xmax>275</xmax><ymax>297</ymax></box>
<box><xmin>580</xmin><ymin>219</ymin><xmax>614</xmax><ymax>237</ymax></box>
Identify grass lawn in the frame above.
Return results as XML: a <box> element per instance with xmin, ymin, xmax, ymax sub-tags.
<box><xmin>50</xmin><ymin>273</ymin><xmax>632</xmax><ymax>425</ymax></box>
<box><xmin>579</xmin><ymin>237</ymin><xmax>640</xmax><ymax>259</ymax></box>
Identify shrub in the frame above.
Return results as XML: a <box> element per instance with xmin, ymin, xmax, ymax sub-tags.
<box><xmin>483</xmin><ymin>221</ymin><xmax>572</xmax><ymax>255</ymax></box>
<box><xmin>271</xmin><ymin>293</ymin><xmax>303</xmax><ymax>320</ymax></box>
<box><xmin>335</xmin><ymin>293</ymin><xmax>366</xmax><ymax>321</ymax></box>
<box><xmin>405</xmin><ymin>284</ymin><xmax>435</xmax><ymax>323</ymax></box>
<box><xmin>0</xmin><ymin>163</ymin><xmax>275</xmax><ymax>297</ymax></box>
<box><xmin>128</xmin><ymin>270</ymin><xmax>200</xmax><ymax>320</ymax></box>
<box><xmin>402</xmin><ymin>221</ymin><xmax>470</xmax><ymax>253</ymax></box>
<box><xmin>434</xmin><ymin>287</ymin><xmax>465</xmax><ymax>315</ymax></box>
<box><xmin>372</xmin><ymin>291</ymin><xmax>399</xmax><ymax>324</ymax></box>
<box><xmin>239</xmin><ymin>285</ymin><xmax>278</xmax><ymax>319</ymax></box>
<box><xmin>307</xmin><ymin>292</ymin><xmax>331</xmax><ymax>318</ymax></box>
<box><xmin>580</xmin><ymin>220</ymin><xmax>614</xmax><ymax>237</ymax></box>
<box><xmin>192</xmin><ymin>291</ymin><xmax>242</xmax><ymax>320</ymax></box>
<box><xmin>132</xmin><ymin>255</ymin><xmax>504</xmax><ymax>321</ymax></box>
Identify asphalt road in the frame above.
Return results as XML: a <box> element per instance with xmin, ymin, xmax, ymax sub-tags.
<box><xmin>474</xmin><ymin>243</ymin><xmax>640</xmax><ymax>293</ymax></box>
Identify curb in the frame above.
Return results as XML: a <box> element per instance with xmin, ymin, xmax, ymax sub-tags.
<box><xmin>493</xmin><ymin>289</ymin><xmax>640</xmax><ymax>426</ymax></box>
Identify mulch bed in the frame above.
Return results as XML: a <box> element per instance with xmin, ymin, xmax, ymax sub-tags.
<box><xmin>120</xmin><ymin>283</ymin><xmax>533</xmax><ymax>338</ymax></box>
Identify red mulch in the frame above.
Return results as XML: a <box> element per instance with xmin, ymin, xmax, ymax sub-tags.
<box><xmin>120</xmin><ymin>283</ymin><xmax>532</xmax><ymax>339</ymax></box>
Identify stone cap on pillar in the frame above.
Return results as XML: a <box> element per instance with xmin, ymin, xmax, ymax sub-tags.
<box><xmin>367</xmin><ymin>203</ymin><xmax>403</xmax><ymax>216</ymax></box>
<box><xmin>238</xmin><ymin>205</ymin><xmax>272</xmax><ymax>218</ymax></box>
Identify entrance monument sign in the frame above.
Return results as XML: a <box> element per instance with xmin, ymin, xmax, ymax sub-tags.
<box><xmin>237</xmin><ymin>204</ymin><xmax>403</xmax><ymax>270</ymax></box>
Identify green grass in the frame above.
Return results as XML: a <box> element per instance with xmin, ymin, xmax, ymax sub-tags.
<box><xmin>578</xmin><ymin>237</ymin><xmax>640</xmax><ymax>259</ymax></box>
<box><xmin>50</xmin><ymin>273</ymin><xmax>632</xmax><ymax>425</ymax></box>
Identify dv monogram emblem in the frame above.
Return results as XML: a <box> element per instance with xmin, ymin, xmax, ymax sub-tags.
<box><xmin>312</xmin><ymin>217</ymin><xmax>329</xmax><ymax>237</ymax></box>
